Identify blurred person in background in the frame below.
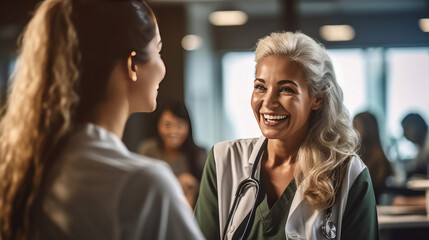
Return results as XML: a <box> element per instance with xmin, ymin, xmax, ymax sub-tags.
<box><xmin>390</xmin><ymin>113</ymin><xmax>429</xmax><ymax>208</ymax></box>
<box><xmin>0</xmin><ymin>0</ymin><xmax>203</xmax><ymax>239</ymax></box>
<box><xmin>139</xmin><ymin>100</ymin><xmax>206</xmax><ymax>208</ymax></box>
<box><xmin>401</xmin><ymin>113</ymin><xmax>429</xmax><ymax>178</ymax></box>
<box><xmin>353</xmin><ymin>111</ymin><xmax>393</xmax><ymax>204</ymax></box>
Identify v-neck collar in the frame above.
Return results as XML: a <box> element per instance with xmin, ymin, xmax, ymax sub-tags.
<box><xmin>258</xmin><ymin>179</ymin><xmax>297</xmax><ymax>233</ymax></box>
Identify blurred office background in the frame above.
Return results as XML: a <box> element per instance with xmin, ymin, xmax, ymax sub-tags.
<box><xmin>0</xmin><ymin>0</ymin><xmax>428</xmax><ymax>167</ymax></box>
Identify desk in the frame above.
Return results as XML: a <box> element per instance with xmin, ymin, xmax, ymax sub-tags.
<box><xmin>378</xmin><ymin>206</ymin><xmax>429</xmax><ymax>229</ymax></box>
<box><xmin>407</xmin><ymin>179</ymin><xmax>429</xmax><ymax>218</ymax></box>
<box><xmin>379</xmin><ymin>214</ymin><xmax>429</xmax><ymax>229</ymax></box>
<box><xmin>378</xmin><ymin>206</ymin><xmax>429</xmax><ymax>239</ymax></box>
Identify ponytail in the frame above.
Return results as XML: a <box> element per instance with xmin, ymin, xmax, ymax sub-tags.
<box><xmin>0</xmin><ymin>0</ymin><xmax>80</xmax><ymax>239</ymax></box>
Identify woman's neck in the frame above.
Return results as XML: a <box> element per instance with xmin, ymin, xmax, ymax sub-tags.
<box><xmin>88</xmin><ymin>63</ymin><xmax>131</xmax><ymax>139</ymax></box>
<box><xmin>90</xmin><ymin>100</ymin><xmax>129</xmax><ymax>139</ymax></box>
<box><xmin>265</xmin><ymin>139</ymin><xmax>301</xmax><ymax>167</ymax></box>
<box><xmin>262</xmin><ymin>139</ymin><xmax>297</xmax><ymax>208</ymax></box>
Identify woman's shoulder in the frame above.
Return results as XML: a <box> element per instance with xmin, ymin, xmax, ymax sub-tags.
<box><xmin>138</xmin><ymin>138</ymin><xmax>160</xmax><ymax>155</ymax></box>
<box><xmin>210</xmin><ymin>137</ymin><xmax>265</xmax><ymax>171</ymax></box>
<box><xmin>140</xmin><ymin>138</ymin><xmax>158</xmax><ymax>147</ymax></box>
<box><xmin>340</xmin><ymin>155</ymin><xmax>368</xmax><ymax>189</ymax></box>
<box><xmin>111</xmin><ymin>153</ymin><xmax>181</xmax><ymax>199</ymax></box>
<box><xmin>124</xmin><ymin>152</ymin><xmax>171</xmax><ymax>173</ymax></box>
<box><xmin>126</xmin><ymin>153</ymin><xmax>175</xmax><ymax>183</ymax></box>
<box><xmin>347</xmin><ymin>155</ymin><xmax>367</xmax><ymax>176</ymax></box>
<box><xmin>211</xmin><ymin>137</ymin><xmax>261</xmax><ymax>162</ymax></box>
<box><xmin>61</xmin><ymin>127</ymin><xmax>171</xmax><ymax>180</ymax></box>
<box><xmin>213</xmin><ymin>137</ymin><xmax>262</xmax><ymax>153</ymax></box>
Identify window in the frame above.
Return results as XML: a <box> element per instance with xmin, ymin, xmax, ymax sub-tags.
<box><xmin>326</xmin><ymin>49</ymin><xmax>367</xmax><ymax>118</ymax></box>
<box><xmin>222</xmin><ymin>52</ymin><xmax>260</xmax><ymax>140</ymax></box>
<box><xmin>385</xmin><ymin>47</ymin><xmax>429</xmax><ymax>160</ymax></box>
<box><xmin>386</xmin><ymin>48</ymin><xmax>429</xmax><ymax>138</ymax></box>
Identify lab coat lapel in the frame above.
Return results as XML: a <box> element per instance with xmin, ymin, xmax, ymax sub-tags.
<box><xmin>243</xmin><ymin>136</ymin><xmax>266</xmax><ymax>184</ymax></box>
<box><xmin>285</xmin><ymin>185</ymin><xmax>323</xmax><ymax>240</ymax></box>
<box><xmin>248</xmin><ymin>136</ymin><xmax>267</xmax><ymax>165</ymax></box>
<box><xmin>225</xmin><ymin>137</ymin><xmax>267</xmax><ymax>239</ymax></box>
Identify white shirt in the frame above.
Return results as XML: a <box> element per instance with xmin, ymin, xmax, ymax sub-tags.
<box><xmin>35</xmin><ymin>123</ymin><xmax>204</xmax><ymax>240</ymax></box>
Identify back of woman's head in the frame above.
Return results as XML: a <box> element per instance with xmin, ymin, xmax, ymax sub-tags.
<box><xmin>0</xmin><ymin>0</ymin><xmax>156</xmax><ymax>239</ymax></box>
<box><xmin>73</xmin><ymin>0</ymin><xmax>157</xmax><ymax>120</ymax></box>
<box><xmin>254</xmin><ymin>32</ymin><xmax>359</xmax><ymax>210</ymax></box>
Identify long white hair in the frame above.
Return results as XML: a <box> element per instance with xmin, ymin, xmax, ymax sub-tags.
<box><xmin>255</xmin><ymin>32</ymin><xmax>359</xmax><ymax>209</ymax></box>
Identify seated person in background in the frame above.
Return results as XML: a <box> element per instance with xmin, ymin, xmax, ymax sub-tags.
<box><xmin>353</xmin><ymin>111</ymin><xmax>393</xmax><ymax>204</ymax></box>
<box><xmin>401</xmin><ymin>113</ymin><xmax>429</xmax><ymax>177</ymax></box>
<box><xmin>139</xmin><ymin>100</ymin><xmax>206</xmax><ymax>208</ymax></box>
<box><xmin>390</xmin><ymin>113</ymin><xmax>429</xmax><ymax>208</ymax></box>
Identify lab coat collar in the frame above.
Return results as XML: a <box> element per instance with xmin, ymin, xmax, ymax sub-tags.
<box><xmin>248</xmin><ymin>136</ymin><xmax>267</xmax><ymax>165</ymax></box>
<box><xmin>244</xmin><ymin>136</ymin><xmax>267</xmax><ymax>180</ymax></box>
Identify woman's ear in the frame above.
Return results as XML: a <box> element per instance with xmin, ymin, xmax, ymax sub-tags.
<box><xmin>127</xmin><ymin>51</ymin><xmax>138</xmax><ymax>81</ymax></box>
<box><xmin>312</xmin><ymin>96</ymin><xmax>322</xmax><ymax>110</ymax></box>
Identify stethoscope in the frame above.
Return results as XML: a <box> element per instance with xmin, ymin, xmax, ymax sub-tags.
<box><xmin>221</xmin><ymin>139</ymin><xmax>267</xmax><ymax>240</ymax></box>
<box><xmin>222</xmin><ymin>138</ymin><xmax>337</xmax><ymax>240</ymax></box>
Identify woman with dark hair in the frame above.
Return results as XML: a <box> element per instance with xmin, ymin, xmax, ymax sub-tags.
<box><xmin>0</xmin><ymin>0</ymin><xmax>203</xmax><ymax>239</ymax></box>
<box><xmin>353</xmin><ymin>111</ymin><xmax>393</xmax><ymax>203</ymax></box>
<box><xmin>139</xmin><ymin>100</ymin><xmax>206</xmax><ymax>208</ymax></box>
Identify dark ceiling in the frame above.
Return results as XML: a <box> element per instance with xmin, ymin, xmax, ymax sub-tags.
<box><xmin>0</xmin><ymin>0</ymin><xmax>428</xmax><ymax>54</ymax></box>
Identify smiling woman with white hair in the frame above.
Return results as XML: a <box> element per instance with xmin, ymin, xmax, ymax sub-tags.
<box><xmin>195</xmin><ymin>31</ymin><xmax>378</xmax><ymax>240</ymax></box>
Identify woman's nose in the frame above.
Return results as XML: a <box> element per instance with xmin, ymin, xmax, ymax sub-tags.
<box><xmin>263</xmin><ymin>89</ymin><xmax>280</xmax><ymax>108</ymax></box>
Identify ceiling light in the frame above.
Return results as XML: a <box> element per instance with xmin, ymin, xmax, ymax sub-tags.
<box><xmin>319</xmin><ymin>25</ymin><xmax>355</xmax><ymax>41</ymax></box>
<box><xmin>419</xmin><ymin>18</ymin><xmax>429</xmax><ymax>32</ymax></box>
<box><xmin>181</xmin><ymin>35</ymin><xmax>203</xmax><ymax>51</ymax></box>
<box><xmin>209</xmin><ymin>11</ymin><xmax>248</xmax><ymax>26</ymax></box>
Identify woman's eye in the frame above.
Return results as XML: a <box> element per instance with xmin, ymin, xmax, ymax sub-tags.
<box><xmin>280</xmin><ymin>86</ymin><xmax>295</xmax><ymax>93</ymax></box>
<box><xmin>254</xmin><ymin>84</ymin><xmax>266</xmax><ymax>91</ymax></box>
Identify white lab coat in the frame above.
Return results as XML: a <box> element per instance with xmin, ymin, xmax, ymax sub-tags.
<box><xmin>212</xmin><ymin>137</ymin><xmax>366</xmax><ymax>240</ymax></box>
<box><xmin>35</xmin><ymin>123</ymin><xmax>204</xmax><ymax>240</ymax></box>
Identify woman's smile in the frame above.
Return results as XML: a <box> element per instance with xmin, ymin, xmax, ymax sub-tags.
<box><xmin>251</xmin><ymin>55</ymin><xmax>320</xmax><ymax>141</ymax></box>
<box><xmin>261</xmin><ymin>113</ymin><xmax>290</xmax><ymax>127</ymax></box>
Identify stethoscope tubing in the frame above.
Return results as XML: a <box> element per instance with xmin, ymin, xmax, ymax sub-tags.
<box><xmin>221</xmin><ymin>139</ymin><xmax>267</xmax><ymax>240</ymax></box>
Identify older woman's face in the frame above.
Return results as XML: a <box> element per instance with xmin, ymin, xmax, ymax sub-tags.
<box><xmin>251</xmin><ymin>55</ymin><xmax>321</xmax><ymax>141</ymax></box>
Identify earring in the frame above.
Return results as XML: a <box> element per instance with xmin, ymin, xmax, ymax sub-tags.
<box><xmin>130</xmin><ymin>51</ymin><xmax>137</xmax><ymax>81</ymax></box>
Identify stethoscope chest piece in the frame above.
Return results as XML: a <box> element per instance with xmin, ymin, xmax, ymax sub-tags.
<box><xmin>320</xmin><ymin>208</ymin><xmax>336</xmax><ymax>239</ymax></box>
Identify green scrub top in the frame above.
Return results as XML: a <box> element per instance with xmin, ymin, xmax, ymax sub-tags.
<box><xmin>194</xmin><ymin>148</ymin><xmax>379</xmax><ymax>240</ymax></box>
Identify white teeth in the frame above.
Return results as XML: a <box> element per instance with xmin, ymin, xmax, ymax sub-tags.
<box><xmin>263</xmin><ymin>114</ymin><xmax>288</xmax><ymax>120</ymax></box>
